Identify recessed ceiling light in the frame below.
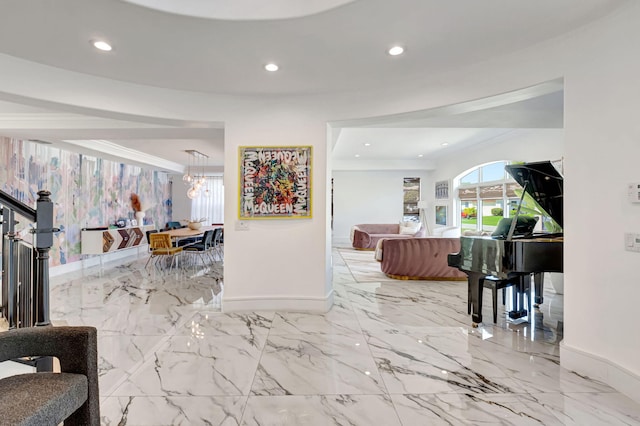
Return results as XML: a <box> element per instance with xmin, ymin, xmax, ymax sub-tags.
<box><xmin>441</xmin><ymin>142</ymin><xmax>449</xmax><ymax>146</ymax></box>
<box><xmin>364</xmin><ymin>143</ymin><xmax>371</xmax><ymax>147</ymax></box>
<box><xmin>92</xmin><ymin>40</ymin><xmax>112</xmax><ymax>51</ymax></box>
<box><xmin>265</xmin><ymin>63</ymin><xmax>279</xmax><ymax>72</ymax></box>
<box><xmin>388</xmin><ymin>46</ymin><xmax>404</xmax><ymax>56</ymax></box>
<box><xmin>355</xmin><ymin>154</ymin><xmax>360</xmax><ymax>158</ymax></box>
<box><xmin>417</xmin><ymin>154</ymin><xmax>424</xmax><ymax>157</ymax></box>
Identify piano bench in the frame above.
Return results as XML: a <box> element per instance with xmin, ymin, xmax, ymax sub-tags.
<box><xmin>474</xmin><ymin>276</ymin><xmax>519</xmax><ymax>323</ymax></box>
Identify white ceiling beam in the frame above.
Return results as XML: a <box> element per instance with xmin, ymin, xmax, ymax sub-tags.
<box><xmin>61</xmin><ymin>140</ymin><xmax>185</xmax><ymax>173</ymax></box>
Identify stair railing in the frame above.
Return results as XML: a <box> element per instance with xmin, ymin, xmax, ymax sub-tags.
<box><xmin>1</xmin><ymin>190</ymin><xmax>56</xmax><ymax>329</ymax></box>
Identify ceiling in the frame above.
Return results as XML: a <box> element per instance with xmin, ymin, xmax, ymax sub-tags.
<box><xmin>0</xmin><ymin>0</ymin><xmax>623</xmax><ymax>169</ymax></box>
<box><xmin>0</xmin><ymin>99</ymin><xmax>224</xmax><ymax>173</ymax></box>
<box><xmin>121</xmin><ymin>0</ymin><xmax>360</xmax><ymax>21</ymax></box>
<box><xmin>0</xmin><ymin>0</ymin><xmax>625</xmax><ymax>95</ymax></box>
<box><xmin>331</xmin><ymin>85</ymin><xmax>564</xmax><ymax>170</ymax></box>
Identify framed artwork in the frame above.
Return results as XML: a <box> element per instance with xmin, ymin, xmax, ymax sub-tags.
<box><xmin>435</xmin><ymin>205</ymin><xmax>447</xmax><ymax>226</ymax></box>
<box><xmin>239</xmin><ymin>146</ymin><xmax>312</xmax><ymax>219</ymax></box>
<box><xmin>435</xmin><ymin>180</ymin><xmax>449</xmax><ymax>199</ymax></box>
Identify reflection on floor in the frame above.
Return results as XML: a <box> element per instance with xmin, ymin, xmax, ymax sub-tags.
<box><xmin>7</xmin><ymin>248</ymin><xmax>640</xmax><ymax>424</ymax></box>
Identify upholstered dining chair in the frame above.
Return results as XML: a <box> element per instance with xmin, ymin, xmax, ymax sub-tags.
<box><xmin>182</xmin><ymin>229</ymin><xmax>216</xmax><ymax>266</ymax></box>
<box><xmin>145</xmin><ymin>229</ymin><xmax>158</xmax><ymax>244</ymax></box>
<box><xmin>0</xmin><ymin>326</ymin><xmax>100</xmax><ymax>425</ymax></box>
<box><xmin>212</xmin><ymin>227</ymin><xmax>224</xmax><ymax>261</ymax></box>
<box><xmin>165</xmin><ymin>221</ymin><xmax>183</xmax><ymax>230</ymax></box>
<box><xmin>177</xmin><ymin>234</ymin><xmax>202</xmax><ymax>248</ymax></box>
<box><xmin>143</xmin><ymin>229</ymin><xmax>159</xmax><ymax>266</ymax></box>
<box><xmin>148</xmin><ymin>233</ymin><xmax>183</xmax><ymax>270</ymax></box>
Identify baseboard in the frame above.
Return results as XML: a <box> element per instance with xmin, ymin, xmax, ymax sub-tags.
<box><xmin>332</xmin><ymin>237</ymin><xmax>351</xmax><ymax>248</ymax></box>
<box><xmin>49</xmin><ymin>247</ymin><xmax>148</xmax><ymax>279</ymax></box>
<box><xmin>560</xmin><ymin>341</ymin><xmax>640</xmax><ymax>404</ymax></box>
<box><xmin>222</xmin><ymin>289</ymin><xmax>334</xmax><ymax>313</ymax></box>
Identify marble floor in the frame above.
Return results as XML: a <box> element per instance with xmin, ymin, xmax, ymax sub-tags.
<box><xmin>4</xmin><ymin>248</ymin><xmax>640</xmax><ymax>425</ymax></box>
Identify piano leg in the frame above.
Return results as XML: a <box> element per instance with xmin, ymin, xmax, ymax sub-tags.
<box><xmin>508</xmin><ymin>275</ymin><xmax>530</xmax><ymax>320</ymax></box>
<box><xmin>467</xmin><ymin>272</ymin><xmax>485</xmax><ymax>326</ymax></box>
<box><xmin>533</xmin><ymin>272</ymin><xmax>544</xmax><ymax>307</ymax></box>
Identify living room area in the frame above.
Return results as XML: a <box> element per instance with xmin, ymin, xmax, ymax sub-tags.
<box><xmin>330</xmin><ymin>81</ymin><xmax>564</xmax><ymax>276</ymax></box>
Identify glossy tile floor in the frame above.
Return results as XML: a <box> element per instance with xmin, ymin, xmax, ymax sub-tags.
<box><xmin>9</xmin><ymin>248</ymin><xmax>640</xmax><ymax>424</ymax></box>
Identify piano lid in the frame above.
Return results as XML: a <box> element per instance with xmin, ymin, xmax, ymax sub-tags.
<box><xmin>505</xmin><ymin>161</ymin><xmax>563</xmax><ymax>229</ymax></box>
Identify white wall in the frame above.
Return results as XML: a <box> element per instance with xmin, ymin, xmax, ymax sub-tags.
<box><xmin>332</xmin><ymin>170</ymin><xmax>431</xmax><ymax>246</ymax></box>
<box><xmin>222</xmin><ymin>107</ymin><xmax>332</xmax><ymax>312</ymax></box>
<box><xmin>560</xmin><ymin>5</ymin><xmax>640</xmax><ymax>400</ymax></box>
<box><xmin>169</xmin><ymin>174</ymin><xmax>192</xmax><ymax>226</ymax></box>
<box><xmin>1</xmin><ymin>1</ymin><xmax>640</xmax><ymax>401</ymax></box>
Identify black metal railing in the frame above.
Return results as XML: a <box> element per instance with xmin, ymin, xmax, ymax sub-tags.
<box><xmin>1</xmin><ymin>189</ymin><xmax>55</xmax><ymax>329</ymax></box>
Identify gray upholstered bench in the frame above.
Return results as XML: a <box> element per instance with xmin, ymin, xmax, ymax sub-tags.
<box><xmin>0</xmin><ymin>326</ymin><xmax>99</xmax><ymax>425</ymax></box>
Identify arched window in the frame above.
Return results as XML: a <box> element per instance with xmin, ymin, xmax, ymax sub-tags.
<box><xmin>454</xmin><ymin>161</ymin><xmax>522</xmax><ymax>232</ymax></box>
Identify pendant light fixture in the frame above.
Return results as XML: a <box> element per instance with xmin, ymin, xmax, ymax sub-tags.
<box><xmin>182</xmin><ymin>151</ymin><xmax>193</xmax><ymax>185</ymax></box>
<box><xmin>184</xmin><ymin>149</ymin><xmax>209</xmax><ymax>199</ymax></box>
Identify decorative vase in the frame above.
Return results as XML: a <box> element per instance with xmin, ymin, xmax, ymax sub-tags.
<box><xmin>135</xmin><ymin>211</ymin><xmax>145</xmax><ymax>226</ymax></box>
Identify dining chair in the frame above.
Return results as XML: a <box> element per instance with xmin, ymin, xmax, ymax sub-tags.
<box><xmin>177</xmin><ymin>234</ymin><xmax>202</xmax><ymax>247</ymax></box>
<box><xmin>165</xmin><ymin>221</ymin><xmax>182</xmax><ymax>230</ymax></box>
<box><xmin>182</xmin><ymin>229</ymin><xmax>216</xmax><ymax>267</ymax></box>
<box><xmin>144</xmin><ymin>229</ymin><xmax>159</xmax><ymax>267</ymax></box>
<box><xmin>148</xmin><ymin>233</ymin><xmax>183</xmax><ymax>270</ymax></box>
<box><xmin>212</xmin><ymin>227</ymin><xmax>224</xmax><ymax>261</ymax></box>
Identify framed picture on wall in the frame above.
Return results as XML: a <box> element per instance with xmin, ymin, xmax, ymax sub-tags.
<box><xmin>435</xmin><ymin>180</ymin><xmax>449</xmax><ymax>199</ymax></box>
<box><xmin>435</xmin><ymin>205</ymin><xmax>447</xmax><ymax>226</ymax></box>
<box><xmin>239</xmin><ymin>146</ymin><xmax>312</xmax><ymax>219</ymax></box>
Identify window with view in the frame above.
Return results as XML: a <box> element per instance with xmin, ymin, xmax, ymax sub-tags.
<box><xmin>457</xmin><ymin>161</ymin><xmax>514</xmax><ymax>232</ymax></box>
<box><xmin>403</xmin><ymin>177</ymin><xmax>420</xmax><ymax>222</ymax></box>
<box><xmin>456</xmin><ymin>161</ymin><xmax>561</xmax><ymax>233</ymax></box>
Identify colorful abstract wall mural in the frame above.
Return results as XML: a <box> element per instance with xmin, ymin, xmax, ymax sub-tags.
<box><xmin>0</xmin><ymin>137</ymin><xmax>172</xmax><ymax>266</ymax></box>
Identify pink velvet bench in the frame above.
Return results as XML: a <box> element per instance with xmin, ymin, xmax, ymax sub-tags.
<box><xmin>375</xmin><ymin>237</ymin><xmax>467</xmax><ymax>281</ymax></box>
<box><xmin>351</xmin><ymin>224</ymin><xmax>425</xmax><ymax>250</ymax></box>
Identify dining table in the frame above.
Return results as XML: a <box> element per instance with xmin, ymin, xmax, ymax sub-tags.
<box><xmin>158</xmin><ymin>226</ymin><xmax>215</xmax><ymax>245</ymax></box>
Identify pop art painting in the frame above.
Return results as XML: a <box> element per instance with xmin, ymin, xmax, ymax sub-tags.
<box><xmin>239</xmin><ymin>146</ymin><xmax>312</xmax><ymax>219</ymax></box>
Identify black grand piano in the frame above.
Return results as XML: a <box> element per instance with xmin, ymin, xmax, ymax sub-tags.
<box><xmin>448</xmin><ymin>161</ymin><xmax>563</xmax><ymax>325</ymax></box>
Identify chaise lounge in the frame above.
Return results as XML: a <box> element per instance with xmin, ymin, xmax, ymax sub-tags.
<box><xmin>351</xmin><ymin>223</ymin><xmax>425</xmax><ymax>250</ymax></box>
